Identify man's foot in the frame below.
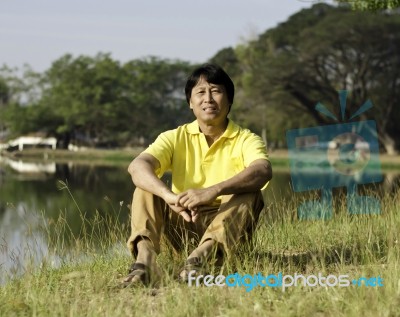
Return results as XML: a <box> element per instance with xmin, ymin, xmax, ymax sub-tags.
<box><xmin>120</xmin><ymin>238</ymin><xmax>161</xmax><ymax>287</ymax></box>
<box><xmin>121</xmin><ymin>262</ymin><xmax>161</xmax><ymax>287</ymax></box>
<box><xmin>178</xmin><ymin>257</ymin><xmax>205</xmax><ymax>283</ymax></box>
<box><xmin>121</xmin><ymin>262</ymin><xmax>150</xmax><ymax>286</ymax></box>
<box><xmin>178</xmin><ymin>239</ymin><xmax>224</xmax><ymax>282</ymax></box>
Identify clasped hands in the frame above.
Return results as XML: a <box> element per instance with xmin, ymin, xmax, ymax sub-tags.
<box><xmin>163</xmin><ymin>187</ymin><xmax>219</xmax><ymax>222</ymax></box>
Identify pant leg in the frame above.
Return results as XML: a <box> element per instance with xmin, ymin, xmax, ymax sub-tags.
<box><xmin>126</xmin><ymin>188</ymin><xmax>166</xmax><ymax>256</ymax></box>
<box><xmin>198</xmin><ymin>191</ymin><xmax>264</xmax><ymax>257</ymax></box>
<box><xmin>126</xmin><ymin>187</ymin><xmax>198</xmax><ymax>257</ymax></box>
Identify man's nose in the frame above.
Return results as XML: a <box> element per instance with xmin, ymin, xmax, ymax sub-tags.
<box><xmin>205</xmin><ymin>90</ymin><xmax>214</xmax><ymax>102</ymax></box>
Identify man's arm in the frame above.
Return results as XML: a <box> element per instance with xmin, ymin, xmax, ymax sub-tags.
<box><xmin>128</xmin><ymin>153</ymin><xmax>192</xmax><ymax>221</ymax></box>
<box><xmin>214</xmin><ymin>159</ymin><xmax>272</xmax><ymax>195</ymax></box>
<box><xmin>177</xmin><ymin>159</ymin><xmax>272</xmax><ymax>212</ymax></box>
<box><xmin>128</xmin><ymin>153</ymin><xmax>169</xmax><ymax>198</ymax></box>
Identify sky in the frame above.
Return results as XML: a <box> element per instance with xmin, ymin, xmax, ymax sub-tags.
<box><xmin>0</xmin><ymin>0</ymin><xmax>334</xmax><ymax>72</ymax></box>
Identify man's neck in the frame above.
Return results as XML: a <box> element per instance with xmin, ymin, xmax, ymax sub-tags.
<box><xmin>198</xmin><ymin>119</ymin><xmax>228</xmax><ymax>147</ymax></box>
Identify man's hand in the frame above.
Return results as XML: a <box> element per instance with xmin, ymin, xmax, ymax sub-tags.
<box><xmin>176</xmin><ymin>187</ymin><xmax>219</xmax><ymax>222</ymax></box>
<box><xmin>162</xmin><ymin>190</ymin><xmax>192</xmax><ymax>222</ymax></box>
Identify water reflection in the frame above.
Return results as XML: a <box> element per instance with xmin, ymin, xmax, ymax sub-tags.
<box><xmin>0</xmin><ymin>159</ymin><xmax>133</xmax><ymax>284</ymax></box>
<box><xmin>1</xmin><ymin>156</ymin><xmax>56</xmax><ymax>174</ymax></box>
<box><xmin>0</xmin><ymin>203</ymin><xmax>61</xmax><ymax>284</ymax></box>
<box><xmin>0</xmin><ymin>158</ymin><xmax>399</xmax><ymax>284</ymax></box>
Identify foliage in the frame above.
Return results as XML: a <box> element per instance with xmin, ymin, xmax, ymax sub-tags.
<box><xmin>121</xmin><ymin>57</ymin><xmax>193</xmax><ymax>142</ymax></box>
<box><xmin>208</xmin><ymin>47</ymin><xmax>241</xmax><ymax>80</ymax></box>
<box><xmin>1</xmin><ymin>55</ymin><xmax>192</xmax><ymax>148</ymax></box>
<box><xmin>236</xmin><ymin>3</ymin><xmax>400</xmax><ymax>153</ymax></box>
<box><xmin>336</xmin><ymin>0</ymin><xmax>400</xmax><ymax>11</ymax></box>
<box><xmin>0</xmin><ymin>77</ymin><xmax>9</xmax><ymax>106</ymax></box>
<box><xmin>1</xmin><ymin>3</ymin><xmax>400</xmax><ymax>153</ymax></box>
<box><xmin>0</xmin><ymin>65</ymin><xmax>43</xmax><ymax>138</ymax></box>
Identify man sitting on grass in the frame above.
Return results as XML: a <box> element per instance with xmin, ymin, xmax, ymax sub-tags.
<box><xmin>122</xmin><ymin>63</ymin><xmax>272</xmax><ymax>287</ymax></box>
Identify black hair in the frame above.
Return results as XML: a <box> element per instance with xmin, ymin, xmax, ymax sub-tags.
<box><xmin>184</xmin><ymin>63</ymin><xmax>235</xmax><ymax>106</ymax></box>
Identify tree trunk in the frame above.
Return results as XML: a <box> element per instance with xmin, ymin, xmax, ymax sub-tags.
<box><xmin>57</xmin><ymin>132</ymin><xmax>71</xmax><ymax>149</ymax></box>
<box><xmin>380</xmin><ymin>132</ymin><xmax>398</xmax><ymax>155</ymax></box>
<box><xmin>262</xmin><ymin>127</ymin><xmax>267</xmax><ymax>148</ymax></box>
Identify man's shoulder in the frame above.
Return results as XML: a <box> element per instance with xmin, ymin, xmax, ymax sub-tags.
<box><xmin>227</xmin><ymin>120</ymin><xmax>261</xmax><ymax>139</ymax></box>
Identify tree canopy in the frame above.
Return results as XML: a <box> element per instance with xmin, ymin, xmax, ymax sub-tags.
<box><xmin>336</xmin><ymin>0</ymin><xmax>400</xmax><ymax>11</ymax></box>
<box><xmin>1</xmin><ymin>3</ymin><xmax>399</xmax><ymax>153</ymax></box>
<box><xmin>233</xmin><ymin>3</ymin><xmax>400</xmax><ymax>153</ymax></box>
<box><xmin>1</xmin><ymin>55</ymin><xmax>192</xmax><ymax>148</ymax></box>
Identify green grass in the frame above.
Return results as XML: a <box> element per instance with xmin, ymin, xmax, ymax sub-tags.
<box><xmin>267</xmin><ymin>157</ymin><xmax>400</xmax><ymax>171</ymax></box>
<box><xmin>1</xmin><ymin>187</ymin><xmax>400</xmax><ymax>316</ymax></box>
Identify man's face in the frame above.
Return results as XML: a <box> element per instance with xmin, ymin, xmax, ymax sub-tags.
<box><xmin>189</xmin><ymin>77</ymin><xmax>230</xmax><ymax>126</ymax></box>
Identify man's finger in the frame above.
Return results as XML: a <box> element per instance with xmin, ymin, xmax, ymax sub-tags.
<box><xmin>175</xmin><ymin>192</ymin><xmax>188</xmax><ymax>205</ymax></box>
<box><xmin>179</xmin><ymin>211</ymin><xmax>192</xmax><ymax>222</ymax></box>
<box><xmin>192</xmin><ymin>212</ymin><xmax>199</xmax><ymax>223</ymax></box>
<box><xmin>190</xmin><ymin>209</ymin><xmax>199</xmax><ymax>222</ymax></box>
<box><xmin>178</xmin><ymin>195</ymin><xmax>191</xmax><ymax>206</ymax></box>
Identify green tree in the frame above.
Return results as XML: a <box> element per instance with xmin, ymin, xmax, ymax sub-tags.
<box><xmin>121</xmin><ymin>57</ymin><xmax>193</xmax><ymax>144</ymax></box>
<box><xmin>239</xmin><ymin>3</ymin><xmax>400</xmax><ymax>154</ymax></box>
<box><xmin>35</xmin><ymin>53</ymin><xmax>126</xmax><ymax>148</ymax></box>
<box><xmin>336</xmin><ymin>0</ymin><xmax>400</xmax><ymax>11</ymax></box>
<box><xmin>0</xmin><ymin>76</ymin><xmax>9</xmax><ymax>137</ymax></box>
<box><xmin>0</xmin><ymin>78</ymin><xmax>9</xmax><ymax>107</ymax></box>
<box><xmin>0</xmin><ymin>65</ymin><xmax>45</xmax><ymax>139</ymax></box>
<box><xmin>209</xmin><ymin>47</ymin><xmax>240</xmax><ymax>79</ymax></box>
<box><xmin>2</xmin><ymin>55</ymin><xmax>194</xmax><ymax>148</ymax></box>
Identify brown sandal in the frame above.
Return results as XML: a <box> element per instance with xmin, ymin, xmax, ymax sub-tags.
<box><xmin>178</xmin><ymin>257</ymin><xmax>206</xmax><ymax>283</ymax></box>
<box><xmin>120</xmin><ymin>263</ymin><xmax>151</xmax><ymax>287</ymax></box>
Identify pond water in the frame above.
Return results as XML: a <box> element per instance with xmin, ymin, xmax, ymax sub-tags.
<box><xmin>0</xmin><ymin>157</ymin><xmax>399</xmax><ymax>284</ymax></box>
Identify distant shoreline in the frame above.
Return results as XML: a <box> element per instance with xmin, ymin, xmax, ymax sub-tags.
<box><xmin>0</xmin><ymin>148</ymin><xmax>144</xmax><ymax>166</ymax></box>
<box><xmin>1</xmin><ymin>148</ymin><xmax>400</xmax><ymax>170</ymax></box>
<box><xmin>269</xmin><ymin>149</ymin><xmax>400</xmax><ymax>170</ymax></box>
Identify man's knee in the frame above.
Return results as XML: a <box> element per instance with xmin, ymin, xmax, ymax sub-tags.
<box><xmin>219</xmin><ymin>191</ymin><xmax>264</xmax><ymax>216</ymax></box>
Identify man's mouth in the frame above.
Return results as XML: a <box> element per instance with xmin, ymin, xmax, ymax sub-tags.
<box><xmin>202</xmin><ymin>106</ymin><xmax>218</xmax><ymax>113</ymax></box>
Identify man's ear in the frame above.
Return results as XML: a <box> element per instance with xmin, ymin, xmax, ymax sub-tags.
<box><xmin>189</xmin><ymin>102</ymin><xmax>193</xmax><ymax>109</ymax></box>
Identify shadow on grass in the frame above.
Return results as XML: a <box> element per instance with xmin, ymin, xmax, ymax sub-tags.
<box><xmin>252</xmin><ymin>242</ymin><xmax>387</xmax><ymax>271</ymax></box>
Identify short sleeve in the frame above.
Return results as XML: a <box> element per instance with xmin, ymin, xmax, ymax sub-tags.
<box><xmin>242</xmin><ymin>132</ymin><xmax>269</xmax><ymax>167</ymax></box>
<box><xmin>143</xmin><ymin>130</ymin><xmax>175</xmax><ymax>177</ymax></box>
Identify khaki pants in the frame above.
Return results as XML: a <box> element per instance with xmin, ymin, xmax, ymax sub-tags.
<box><xmin>127</xmin><ymin>188</ymin><xmax>264</xmax><ymax>258</ymax></box>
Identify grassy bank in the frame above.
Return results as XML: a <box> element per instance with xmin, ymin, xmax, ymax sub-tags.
<box><xmin>1</xmin><ymin>188</ymin><xmax>399</xmax><ymax>316</ymax></box>
<box><xmin>269</xmin><ymin>149</ymin><xmax>400</xmax><ymax>171</ymax></box>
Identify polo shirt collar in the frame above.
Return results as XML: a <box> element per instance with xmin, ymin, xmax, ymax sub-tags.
<box><xmin>186</xmin><ymin>119</ymin><xmax>239</xmax><ymax>139</ymax></box>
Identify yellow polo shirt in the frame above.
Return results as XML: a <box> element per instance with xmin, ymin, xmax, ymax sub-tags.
<box><xmin>144</xmin><ymin>119</ymin><xmax>269</xmax><ymax>194</ymax></box>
